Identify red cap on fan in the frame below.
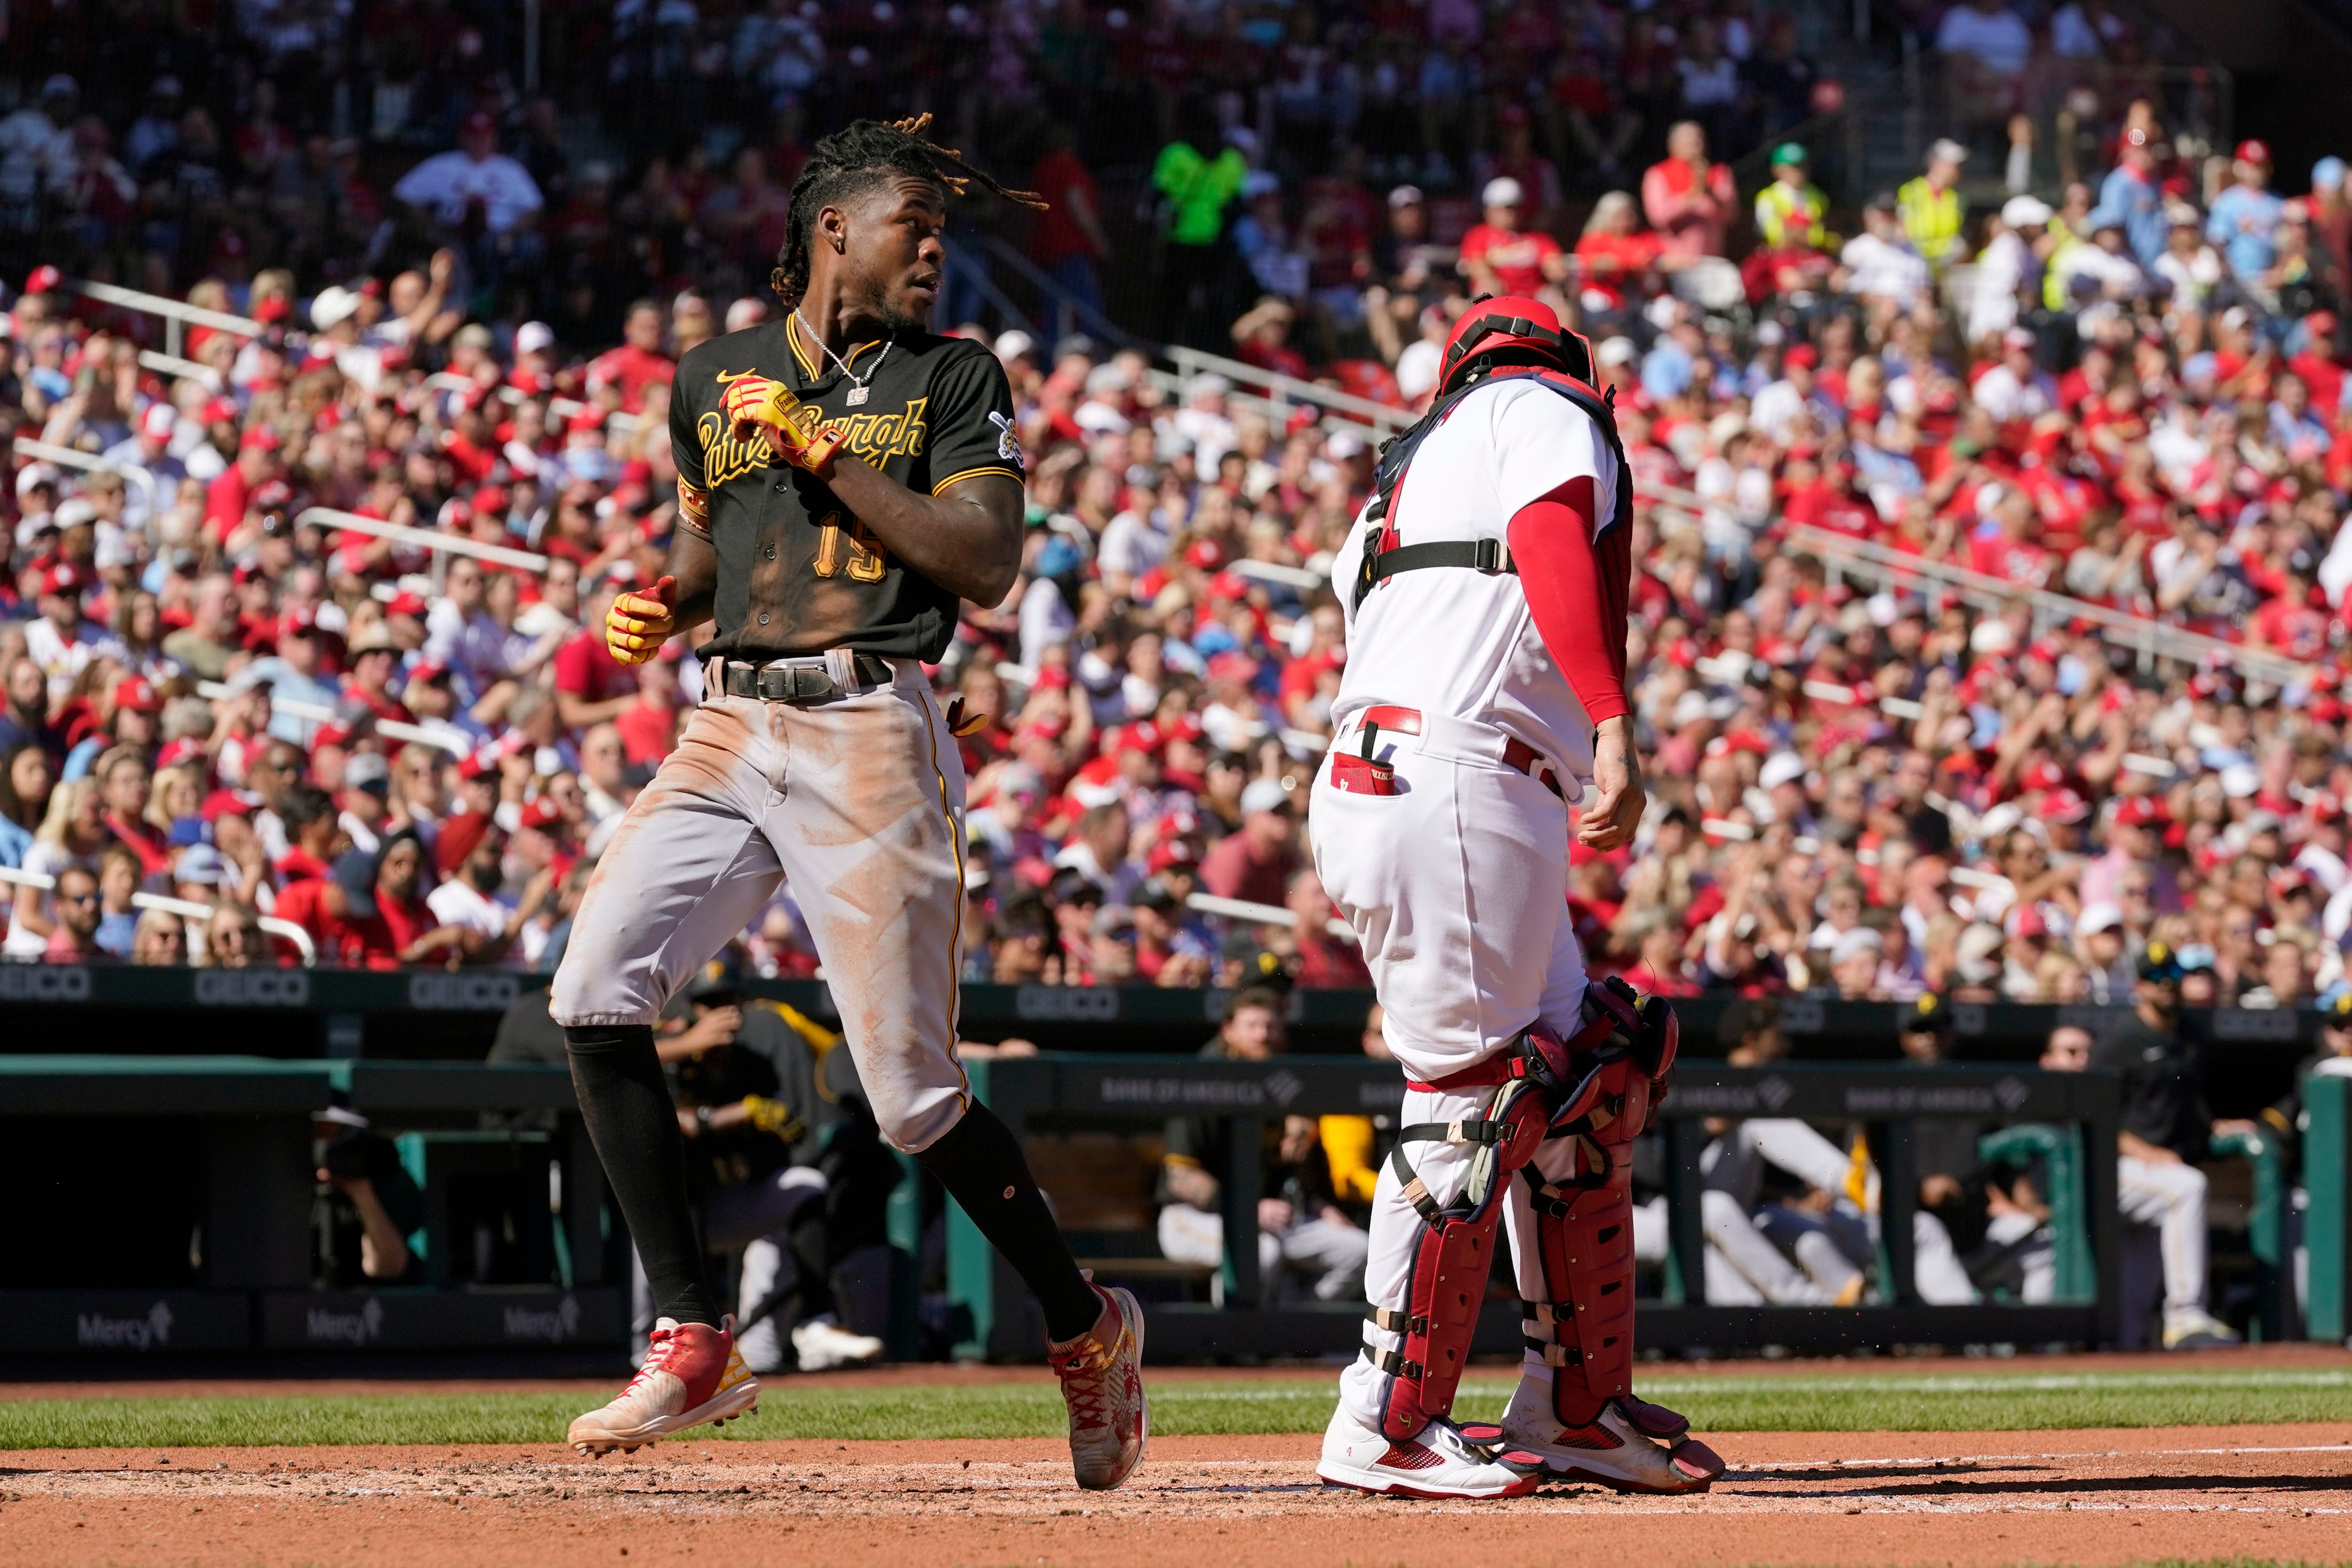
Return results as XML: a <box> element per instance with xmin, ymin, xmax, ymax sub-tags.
<box><xmin>111</xmin><ymin>676</ymin><xmax>162</xmax><ymax>713</ymax></box>
<box><xmin>1436</xmin><ymin>295</ymin><xmax>1595</xmax><ymax>397</ymax></box>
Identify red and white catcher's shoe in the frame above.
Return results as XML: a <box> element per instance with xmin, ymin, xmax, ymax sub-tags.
<box><xmin>1317</xmin><ymin>1407</ymin><xmax>1542</xmax><ymax>1500</ymax></box>
<box><xmin>567</xmin><ymin>1316</ymin><xmax>760</xmax><ymax>1456</ymax></box>
<box><xmin>1489</xmin><ymin>1380</ymin><xmax>1723</xmax><ymax>1494</ymax></box>
<box><xmin>1049</xmin><ymin>1283</ymin><xmax>1149</xmax><ymax>1490</ymax></box>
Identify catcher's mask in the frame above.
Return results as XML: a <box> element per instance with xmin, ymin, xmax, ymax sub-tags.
<box><xmin>1437</xmin><ymin>295</ymin><xmax>1596</xmax><ymax>397</ymax></box>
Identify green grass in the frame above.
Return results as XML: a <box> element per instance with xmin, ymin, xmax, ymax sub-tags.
<box><xmin>5</xmin><ymin>1367</ymin><xmax>2350</xmax><ymax>1449</ymax></box>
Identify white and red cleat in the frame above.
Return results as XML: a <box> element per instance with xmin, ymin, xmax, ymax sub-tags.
<box><xmin>1049</xmin><ymin>1283</ymin><xmax>1149</xmax><ymax>1490</ymax></box>
<box><xmin>1493</xmin><ymin>1381</ymin><xmax>1722</xmax><ymax>1493</ymax></box>
<box><xmin>1317</xmin><ymin>1406</ymin><xmax>1541</xmax><ymax>1499</ymax></box>
<box><xmin>567</xmin><ymin>1315</ymin><xmax>760</xmax><ymax>1456</ymax></box>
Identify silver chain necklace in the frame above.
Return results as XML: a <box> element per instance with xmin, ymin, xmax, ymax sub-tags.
<box><xmin>794</xmin><ymin>310</ymin><xmax>892</xmax><ymax>405</ymax></box>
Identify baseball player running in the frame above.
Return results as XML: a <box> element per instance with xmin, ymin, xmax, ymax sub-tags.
<box><xmin>553</xmin><ymin>117</ymin><xmax>1146</xmax><ymax>1490</ymax></box>
<box><xmin>1309</xmin><ymin>297</ymin><xmax>1723</xmax><ymax>1498</ymax></box>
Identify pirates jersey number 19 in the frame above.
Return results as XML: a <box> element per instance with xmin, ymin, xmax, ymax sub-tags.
<box><xmin>670</xmin><ymin>316</ymin><xmax>1025</xmax><ymax>663</ymax></box>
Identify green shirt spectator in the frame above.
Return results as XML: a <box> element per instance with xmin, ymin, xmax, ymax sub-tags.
<box><xmin>1153</xmin><ymin>139</ymin><xmax>1247</xmax><ymax>247</ymax></box>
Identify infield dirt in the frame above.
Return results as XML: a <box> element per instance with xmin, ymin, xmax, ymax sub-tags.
<box><xmin>0</xmin><ymin>1422</ymin><xmax>2344</xmax><ymax>1567</ymax></box>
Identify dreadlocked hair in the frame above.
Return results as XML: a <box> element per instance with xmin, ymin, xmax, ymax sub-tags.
<box><xmin>770</xmin><ymin>113</ymin><xmax>1048</xmax><ymax>311</ymax></box>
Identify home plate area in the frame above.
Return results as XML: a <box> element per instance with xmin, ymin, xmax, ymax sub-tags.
<box><xmin>0</xmin><ymin>1426</ymin><xmax>2346</xmax><ymax>1568</ymax></box>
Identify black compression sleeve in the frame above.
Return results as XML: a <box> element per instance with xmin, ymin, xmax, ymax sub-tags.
<box><xmin>565</xmin><ymin>1025</ymin><xmax>719</xmax><ymax>1328</ymax></box>
<box><xmin>915</xmin><ymin>1103</ymin><xmax>1103</xmax><ymax>1343</ymax></box>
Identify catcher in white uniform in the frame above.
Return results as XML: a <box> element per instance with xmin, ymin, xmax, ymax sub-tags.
<box><xmin>1309</xmin><ymin>297</ymin><xmax>1724</xmax><ymax>1499</ymax></box>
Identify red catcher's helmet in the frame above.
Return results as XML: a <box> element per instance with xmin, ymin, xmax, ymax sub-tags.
<box><xmin>1437</xmin><ymin>295</ymin><xmax>1596</xmax><ymax>397</ymax></box>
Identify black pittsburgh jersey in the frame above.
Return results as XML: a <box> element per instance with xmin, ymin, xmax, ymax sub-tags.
<box><xmin>670</xmin><ymin>315</ymin><xmax>1025</xmax><ymax>662</ymax></box>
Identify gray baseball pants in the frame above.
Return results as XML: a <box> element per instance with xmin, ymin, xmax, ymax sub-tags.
<box><xmin>550</xmin><ymin>662</ymin><xmax>971</xmax><ymax>1153</ymax></box>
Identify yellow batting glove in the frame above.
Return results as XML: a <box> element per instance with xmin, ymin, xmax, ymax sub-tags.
<box><xmin>722</xmin><ymin>373</ymin><xmax>848</xmax><ymax>479</ymax></box>
<box><xmin>606</xmin><ymin>574</ymin><xmax>677</xmax><ymax>665</ymax></box>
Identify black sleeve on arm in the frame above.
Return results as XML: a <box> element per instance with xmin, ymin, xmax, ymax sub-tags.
<box><xmin>922</xmin><ymin>343</ymin><xmax>1026</xmax><ymax>496</ymax></box>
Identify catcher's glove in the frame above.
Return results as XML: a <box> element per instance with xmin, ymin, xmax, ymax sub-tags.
<box><xmin>606</xmin><ymin>573</ymin><xmax>676</xmax><ymax>665</ymax></box>
<box><xmin>723</xmin><ymin>372</ymin><xmax>848</xmax><ymax>478</ymax></box>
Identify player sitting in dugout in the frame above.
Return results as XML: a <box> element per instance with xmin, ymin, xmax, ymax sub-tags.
<box><xmin>1156</xmin><ymin>985</ymin><xmax>1370</xmax><ymax>1302</ymax></box>
<box><xmin>657</xmin><ymin>955</ymin><xmax>887</xmax><ymax>1377</ymax></box>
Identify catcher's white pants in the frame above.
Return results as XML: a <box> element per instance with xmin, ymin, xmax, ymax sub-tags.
<box><xmin>2118</xmin><ymin>1153</ymin><xmax>2210</xmax><ymax>1320</ymax></box>
<box><xmin>1309</xmin><ymin>718</ymin><xmax>1588</xmax><ymax>1083</ymax></box>
<box><xmin>1311</xmin><ymin>724</ymin><xmax>1599</xmax><ymax>1428</ymax></box>
<box><xmin>551</xmin><ymin>667</ymin><xmax>971</xmax><ymax>1152</ymax></box>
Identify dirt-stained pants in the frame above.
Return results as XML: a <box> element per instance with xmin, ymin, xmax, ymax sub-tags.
<box><xmin>551</xmin><ymin>663</ymin><xmax>970</xmax><ymax>1153</ymax></box>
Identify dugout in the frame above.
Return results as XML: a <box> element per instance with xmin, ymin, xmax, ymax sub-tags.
<box><xmin>0</xmin><ymin>972</ymin><xmax>2340</xmax><ymax>1363</ymax></box>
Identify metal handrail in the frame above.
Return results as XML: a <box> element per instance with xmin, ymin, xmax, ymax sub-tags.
<box><xmin>1227</xmin><ymin>558</ymin><xmax>1327</xmax><ymax>592</ymax></box>
<box><xmin>417</xmin><ymin>373</ymin><xmax>642</xmax><ymax>435</ymax></box>
<box><xmin>1186</xmin><ymin>890</ymin><xmax>1354</xmax><ymax>941</ymax></box>
<box><xmin>61</xmin><ymin>280</ymin><xmax>645</xmax><ymax>436</ymax></box>
<box><xmin>0</xmin><ymin>864</ymin><xmax>318</xmax><ymax>966</ymax></box>
<box><xmin>1784</xmin><ymin>523</ymin><xmax>2318</xmax><ymax>686</ymax></box>
<box><xmin>137</xmin><ymin>349</ymin><xmax>222</xmax><ymax>387</ymax></box>
<box><xmin>71</xmin><ymin>279</ymin><xmax>264</xmax><ymax>338</ymax></box>
<box><xmin>294</xmin><ymin>506</ymin><xmax>549</xmax><ymax>576</ymax></box>
<box><xmin>978</xmin><ymin>235</ymin><xmax>1143</xmax><ymax>349</ymax></box>
<box><xmin>12</xmin><ymin>437</ymin><xmax>158</xmax><ymax>511</ymax></box>
<box><xmin>194</xmin><ymin>679</ymin><xmax>472</xmax><ymax>758</ymax></box>
<box><xmin>1164</xmin><ymin>343</ymin><xmax>1414</xmax><ymax>436</ymax></box>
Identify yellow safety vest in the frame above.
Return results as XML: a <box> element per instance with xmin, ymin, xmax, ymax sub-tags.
<box><xmin>2043</xmin><ymin>224</ymin><xmax>2090</xmax><ymax>309</ymax></box>
<box><xmin>1897</xmin><ymin>176</ymin><xmax>1964</xmax><ymax>266</ymax></box>
<box><xmin>1754</xmin><ymin>181</ymin><xmax>1828</xmax><ymax>250</ymax></box>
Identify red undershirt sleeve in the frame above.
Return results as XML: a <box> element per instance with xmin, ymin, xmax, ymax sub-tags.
<box><xmin>1505</xmin><ymin>474</ymin><xmax>1632</xmax><ymax>724</ymax></box>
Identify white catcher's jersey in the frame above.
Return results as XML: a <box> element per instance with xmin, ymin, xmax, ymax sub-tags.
<box><xmin>1329</xmin><ymin>376</ymin><xmax>1624</xmax><ymax>790</ymax></box>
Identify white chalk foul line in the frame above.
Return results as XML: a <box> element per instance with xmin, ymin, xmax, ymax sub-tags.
<box><xmin>1725</xmin><ymin>1442</ymin><xmax>2352</xmax><ymax>1473</ymax></box>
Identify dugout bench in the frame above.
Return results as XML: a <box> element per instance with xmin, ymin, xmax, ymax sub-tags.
<box><xmin>946</xmin><ymin>1055</ymin><xmax>2130</xmax><ymax>1360</ymax></box>
<box><xmin>0</xmin><ymin>1055</ymin><xmax>621</xmax><ymax>1355</ymax></box>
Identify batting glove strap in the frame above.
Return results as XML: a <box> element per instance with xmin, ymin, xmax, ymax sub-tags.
<box><xmin>795</xmin><ymin>423</ymin><xmax>848</xmax><ymax>480</ymax></box>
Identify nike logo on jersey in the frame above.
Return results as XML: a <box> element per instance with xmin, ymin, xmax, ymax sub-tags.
<box><xmin>715</xmin><ymin>368</ymin><xmax>764</xmax><ymax>385</ymax></box>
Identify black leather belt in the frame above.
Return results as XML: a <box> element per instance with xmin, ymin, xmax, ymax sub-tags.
<box><xmin>712</xmin><ymin>653</ymin><xmax>894</xmax><ymax>704</ymax></box>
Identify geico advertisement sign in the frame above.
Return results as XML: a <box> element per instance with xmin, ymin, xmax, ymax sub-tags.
<box><xmin>0</xmin><ymin>964</ymin><xmax>92</xmax><ymax>1001</ymax></box>
<box><xmin>407</xmin><ymin>972</ymin><xmax>520</xmax><ymax>1011</ymax></box>
<box><xmin>195</xmin><ymin>968</ymin><xmax>312</xmax><ymax>1006</ymax></box>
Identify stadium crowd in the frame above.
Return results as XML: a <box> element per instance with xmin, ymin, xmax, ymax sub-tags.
<box><xmin>0</xmin><ymin>0</ymin><xmax>2343</xmax><ymax>1022</ymax></box>
<box><xmin>3</xmin><ymin>7</ymin><xmax>2350</xmax><ymax>1351</ymax></box>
